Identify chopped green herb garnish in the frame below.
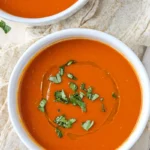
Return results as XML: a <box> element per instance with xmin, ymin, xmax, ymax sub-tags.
<box><xmin>112</xmin><ymin>92</ymin><xmax>118</xmax><ymax>99</ymax></box>
<box><xmin>67</xmin><ymin>73</ymin><xmax>77</xmax><ymax>80</ymax></box>
<box><xmin>0</xmin><ymin>20</ymin><xmax>11</xmax><ymax>34</ymax></box>
<box><xmin>56</xmin><ymin>73</ymin><xmax>61</xmax><ymax>82</ymax></box>
<box><xmin>59</xmin><ymin>66</ymin><xmax>64</xmax><ymax>76</ymax></box>
<box><xmin>49</xmin><ymin>76</ymin><xmax>58</xmax><ymax>83</ymax></box>
<box><xmin>61</xmin><ymin>90</ymin><xmax>67</xmax><ymax>100</ymax></box>
<box><xmin>79</xmin><ymin>92</ymin><xmax>85</xmax><ymax>99</ymax></box>
<box><xmin>69</xmin><ymin>82</ymin><xmax>78</xmax><ymax>92</ymax></box>
<box><xmin>54</xmin><ymin>115</ymin><xmax>76</xmax><ymax>128</ymax></box>
<box><xmin>79</xmin><ymin>101</ymin><xmax>86</xmax><ymax>112</ymax></box>
<box><xmin>38</xmin><ymin>99</ymin><xmax>47</xmax><ymax>112</ymax></box>
<box><xmin>80</xmin><ymin>83</ymin><xmax>85</xmax><ymax>90</ymax></box>
<box><xmin>55</xmin><ymin>90</ymin><xmax>69</xmax><ymax>103</ymax></box>
<box><xmin>82</xmin><ymin>120</ymin><xmax>94</xmax><ymax>131</ymax></box>
<box><xmin>87</xmin><ymin>87</ymin><xmax>93</xmax><ymax>93</ymax></box>
<box><xmin>76</xmin><ymin>99</ymin><xmax>86</xmax><ymax>112</ymax></box>
<box><xmin>86</xmin><ymin>87</ymin><xmax>99</xmax><ymax>101</ymax></box>
<box><xmin>86</xmin><ymin>92</ymin><xmax>93</xmax><ymax>100</ymax></box>
<box><xmin>101</xmin><ymin>103</ymin><xmax>106</xmax><ymax>112</ymax></box>
<box><xmin>70</xmin><ymin>93</ymin><xmax>86</xmax><ymax>112</ymax></box>
<box><xmin>49</xmin><ymin>65</ymin><xmax>64</xmax><ymax>83</ymax></box>
<box><xmin>55</xmin><ymin>91</ymin><xmax>62</xmax><ymax>99</ymax></box>
<box><xmin>91</xmin><ymin>94</ymin><xmax>99</xmax><ymax>101</ymax></box>
<box><xmin>86</xmin><ymin>87</ymin><xmax>93</xmax><ymax>99</ymax></box>
<box><xmin>49</xmin><ymin>73</ymin><xmax>62</xmax><ymax>84</ymax></box>
<box><xmin>66</xmin><ymin>60</ymin><xmax>76</xmax><ymax>66</ymax></box>
<box><xmin>69</xmin><ymin>118</ymin><xmax>76</xmax><ymax>124</ymax></box>
<box><xmin>55</xmin><ymin>128</ymin><xmax>63</xmax><ymax>138</ymax></box>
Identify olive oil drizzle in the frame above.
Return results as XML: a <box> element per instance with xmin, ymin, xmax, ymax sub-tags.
<box><xmin>40</xmin><ymin>61</ymin><xmax>120</xmax><ymax>139</ymax></box>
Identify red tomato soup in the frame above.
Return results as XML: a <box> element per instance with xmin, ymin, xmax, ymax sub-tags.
<box><xmin>18</xmin><ymin>39</ymin><xmax>141</xmax><ymax>150</ymax></box>
<box><xmin>0</xmin><ymin>0</ymin><xmax>77</xmax><ymax>18</ymax></box>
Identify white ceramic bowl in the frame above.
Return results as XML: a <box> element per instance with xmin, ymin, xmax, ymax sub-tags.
<box><xmin>0</xmin><ymin>0</ymin><xmax>88</xmax><ymax>26</ymax></box>
<box><xmin>8</xmin><ymin>29</ymin><xmax>150</xmax><ymax>150</ymax></box>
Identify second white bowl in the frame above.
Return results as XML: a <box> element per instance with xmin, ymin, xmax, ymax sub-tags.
<box><xmin>0</xmin><ymin>0</ymin><xmax>88</xmax><ymax>26</ymax></box>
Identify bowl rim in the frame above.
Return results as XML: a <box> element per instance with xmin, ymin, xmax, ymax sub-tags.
<box><xmin>0</xmin><ymin>0</ymin><xmax>88</xmax><ymax>25</ymax></box>
<box><xmin>8</xmin><ymin>28</ymin><xmax>150</xmax><ymax>150</ymax></box>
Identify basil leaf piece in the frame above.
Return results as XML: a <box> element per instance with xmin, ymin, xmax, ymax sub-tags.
<box><xmin>86</xmin><ymin>92</ymin><xmax>93</xmax><ymax>100</ymax></box>
<box><xmin>82</xmin><ymin>120</ymin><xmax>94</xmax><ymax>131</ymax></box>
<box><xmin>66</xmin><ymin>60</ymin><xmax>76</xmax><ymax>66</ymax></box>
<box><xmin>86</xmin><ymin>87</ymin><xmax>93</xmax><ymax>100</ymax></box>
<box><xmin>67</xmin><ymin>73</ymin><xmax>77</xmax><ymax>80</ymax></box>
<box><xmin>0</xmin><ymin>20</ymin><xmax>11</xmax><ymax>34</ymax></box>
<box><xmin>112</xmin><ymin>92</ymin><xmax>118</xmax><ymax>99</ymax></box>
<box><xmin>49</xmin><ymin>73</ymin><xmax>62</xmax><ymax>84</ymax></box>
<box><xmin>55</xmin><ymin>128</ymin><xmax>63</xmax><ymax>138</ymax></box>
<box><xmin>80</xmin><ymin>83</ymin><xmax>86</xmax><ymax>90</ymax></box>
<box><xmin>70</xmin><ymin>93</ymin><xmax>86</xmax><ymax>112</ymax></box>
<box><xmin>49</xmin><ymin>76</ymin><xmax>58</xmax><ymax>83</ymax></box>
<box><xmin>86</xmin><ymin>87</ymin><xmax>99</xmax><ymax>101</ymax></box>
<box><xmin>49</xmin><ymin>66</ymin><xmax>64</xmax><ymax>83</ymax></box>
<box><xmin>87</xmin><ymin>87</ymin><xmax>93</xmax><ymax>93</ymax></box>
<box><xmin>69</xmin><ymin>82</ymin><xmax>78</xmax><ymax>92</ymax></box>
<box><xmin>56</xmin><ymin>73</ymin><xmax>61</xmax><ymax>83</ymax></box>
<box><xmin>54</xmin><ymin>115</ymin><xmax>76</xmax><ymax>128</ymax></box>
<box><xmin>59</xmin><ymin>67</ymin><xmax>64</xmax><ymax>76</ymax></box>
<box><xmin>91</xmin><ymin>94</ymin><xmax>99</xmax><ymax>101</ymax></box>
<box><xmin>38</xmin><ymin>99</ymin><xmax>47</xmax><ymax>112</ymax></box>
<box><xmin>79</xmin><ymin>92</ymin><xmax>85</xmax><ymax>99</ymax></box>
<box><xmin>55</xmin><ymin>90</ymin><xmax>69</xmax><ymax>104</ymax></box>
<box><xmin>69</xmin><ymin>118</ymin><xmax>76</xmax><ymax>124</ymax></box>
<box><xmin>76</xmin><ymin>100</ymin><xmax>86</xmax><ymax>112</ymax></box>
<box><xmin>61</xmin><ymin>90</ymin><xmax>67</xmax><ymax>100</ymax></box>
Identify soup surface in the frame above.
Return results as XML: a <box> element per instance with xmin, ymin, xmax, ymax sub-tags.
<box><xmin>18</xmin><ymin>39</ymin><xmax>141</xmax><ymax>150</ymax></box>
<box><xmin>0</xmin><ymin>0</ymin><xmax>77</xmax><ymax>18</ymax></box>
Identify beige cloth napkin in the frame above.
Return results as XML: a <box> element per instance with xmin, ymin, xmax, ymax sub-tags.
<box><xmin>1</xmin><ymin>0</ymin><xmax>150</xmax><ymax>149</ymax></box>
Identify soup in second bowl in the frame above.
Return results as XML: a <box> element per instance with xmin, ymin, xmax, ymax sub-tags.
<box><xmin>18</xmin><ymin>39</ymin><xmax>141</xmax><ymax>150</ymax></box>
<box><xmin>0</xmin><ymin>0</ymin><xmax>77</xmax><ymax>18</ymax></box>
